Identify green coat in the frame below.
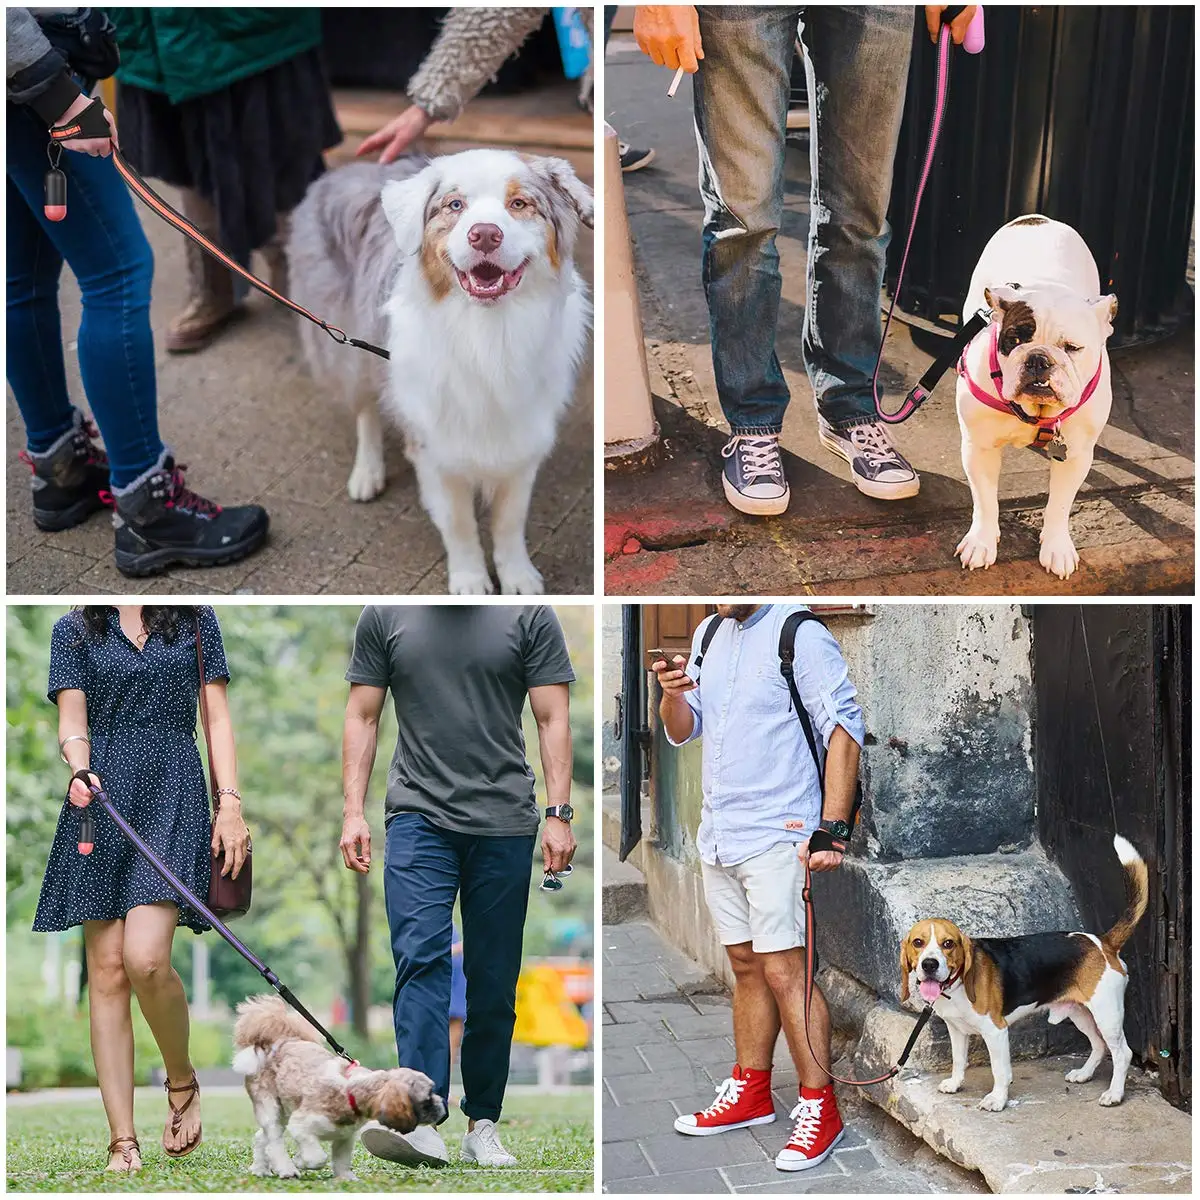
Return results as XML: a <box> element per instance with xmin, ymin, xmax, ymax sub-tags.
<box><xmin>105</xmin><ymin>8</ymin><xmax>322</xmax><ymax>104</ymax></box>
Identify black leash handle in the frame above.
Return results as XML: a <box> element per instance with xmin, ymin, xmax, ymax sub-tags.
<box><xmin>69</xmin><ymin>770</ymin><xmax>354</xmax><ymax>1062</ymax></box>
<box><xmin>802</xmin><ymin>828</ymin><xmax>933</xmax><ymax>1086</ymax></box>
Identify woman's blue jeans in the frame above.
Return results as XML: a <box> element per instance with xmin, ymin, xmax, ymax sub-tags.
<box><xmin>694</xmin><ymin>5</ymin><xmax>914</xmax><ymax>433</ymax></box>
<box><xmin>7</xmin><ymin>101</ymin><xmax>163</xmax><ymax>487</ymax></box>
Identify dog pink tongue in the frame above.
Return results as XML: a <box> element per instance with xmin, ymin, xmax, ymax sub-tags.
<box><xmin>918</xmin><ymin>980</ymin><xmax>942</xmax><ymax>1004</ymax></box>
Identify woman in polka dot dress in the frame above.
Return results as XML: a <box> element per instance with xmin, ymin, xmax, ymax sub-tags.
<box><xmin>33</xmin><ymin>604</ymin><xmax>251</xmax><ymax>1173</ymax></box>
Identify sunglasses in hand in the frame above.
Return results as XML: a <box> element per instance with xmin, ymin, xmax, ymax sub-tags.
<box><xmin>539</xmin><ymin>863</ymin><xmax>574</xmax><ymax>892</ymax></box>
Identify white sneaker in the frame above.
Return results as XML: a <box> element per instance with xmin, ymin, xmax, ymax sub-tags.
<box><xmin>359</xmin><ymin>1120</ymin><xmax>449</xmax><ymax>1167</ymax></box>
<box><xmin>461</xmin><ymin>1119</ymin><xmax>517</xmax><ymax>1167</ymax></box>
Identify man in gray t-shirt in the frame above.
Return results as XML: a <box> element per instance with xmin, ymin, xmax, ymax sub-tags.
<box><xmin>340</xmin><ymin>605</ymin><xmax>577</xmax><ymax>1169</ymax></box>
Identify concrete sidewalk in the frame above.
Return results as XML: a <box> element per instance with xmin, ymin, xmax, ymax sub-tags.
<box><xmin>604</xmin><ymin>37</ymin><xmax>1194</xmax><ymax>596</ymax></box>
<box><xmin>601</xmin><ymin>921</ymin><xmax>983</xmax><ymax>1194</ymax></box>
<box><xmin>7</xmin><ymin>88</ymin><xmax>593</xmax><ymax>596</ymax></box>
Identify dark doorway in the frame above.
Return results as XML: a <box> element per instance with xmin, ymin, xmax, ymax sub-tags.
<box><xmin>1031</xmin><ymin>605</ymin><xmax>1190</xmax><ymax>1109</ymax></box>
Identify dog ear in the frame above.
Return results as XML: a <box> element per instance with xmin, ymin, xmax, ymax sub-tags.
<box><xmin>380</xmin><ymin>165</ymin><xmax>440</xmax><ymax>257</ymax></box>
<box><xmin>899</xmin><ymin>938</ymin><xmax>912</xmax><ymax>1004</ymax></box>
<box><xmin>377</xmin><ymin>1075</ymin><xmax>418</xmax><ymax>1133</ymax></box>
<box><xmin>527</xmin><ymin>155</ymin><xmax>595</xmax><ymax>231</ymax></box>
<box><xmin>961</xmin><ymin>935</ymin><xmax>977</xmax><ymax>1004</ymax></box>
<box><xmin>1091</xmin><ymin>294</ymin><xmax>1118</xmax><ymax>337</ymax></box>
<box><xmin>984</xmin><ymin>285</ymin><xmax>1022</xmax><ymax>318</ymax></box>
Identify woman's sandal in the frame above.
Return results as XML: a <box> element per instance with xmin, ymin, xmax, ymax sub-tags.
<box><xmin>106</xmin><ymin>1135</ymin><xmax>141</xmax><ymax>1172</ymax></box>
<box><xmin>163</xmin><ymin>1071</ymin><xmax>203</xmax><ymax>1158</ymax></box>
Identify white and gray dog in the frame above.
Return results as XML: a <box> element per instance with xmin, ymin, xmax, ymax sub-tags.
<box><xmin>287</xmin><ymin>150</ymin><xmax>593</xmax><ymax>594</ymax></box>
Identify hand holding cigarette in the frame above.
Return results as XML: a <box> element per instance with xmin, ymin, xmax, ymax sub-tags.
<box><xmin>633</xmin><ymin>5</ymin><xmax>704</xmax><ymax>91</ymax></box>
<box><xmin>668</xmin><ymin>67</ymin><xmax>685</xmax><ymax>98</ymax></box>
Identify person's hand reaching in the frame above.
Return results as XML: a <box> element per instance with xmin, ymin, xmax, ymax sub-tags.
<box><xmin>357</xmin><ymin>105</ymin><xmax>434</xmax><ymax>164</ymax></box>
<box><xmin>634</xmin><ymin>5</ymin><xmax>704</xmax><ymax>73</ymax></box>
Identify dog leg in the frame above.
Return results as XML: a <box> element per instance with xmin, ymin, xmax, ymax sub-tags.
<box><xmin>330</xmin><ymin>1133</ymin><xmax>359</xmax><ymax>1182</ymax></box>
<box><xmin>254</xmin><ymin>1099</ymin><xmax>299</xmax><ymax>1178</ymax></box>
<box><xmin>490</xmin><ymin>466</ymin><xmax>544</xmax><ymax>595</ymax></box>
<box><xmin>347</xmin><ymin>396</ymin><xmax>387</xmax><ymax>502</ymax></box>
<box><xmin>286</xmin><ymin>1112</ymin><xmax>330</xmax><ymax>1171</ymax></box>
<box><xmin>415</xmin><ymin>460</ymin><xmax>493</xmax><ymax>594</ymax></box>
<box><xmin>977</xmin><ymin>1024</ymin><xmax>1012</xmax><ymax>1111</ymax></box>
<box><xmin>956</xmin><ymin>442</ymin><xmax>1003</xmax><ymax>570</ymax></box>
<box><xmin>250</xmin><ymin>1128</ymin><xmax>271</xmax><ymax>1176</ymax></box>
<box><xmin>938</xmin><ymin>1023</ymin><xmax>970</xmax><ymax>1094</ymax></box>
<box><xmin>1089</xmin><ymin>999</ymin><xmax>1133</xmax><ymax>1106</ymax></box>
<box><xmin>1062</xmin><ymin>1003</ymin><xmax>1108</xmax><ymax>1084</ymax></box>
<box><xmin>1039</xmin><ymin>449</ymin><xmax>1093</xmax><ymax>579</ymax></box>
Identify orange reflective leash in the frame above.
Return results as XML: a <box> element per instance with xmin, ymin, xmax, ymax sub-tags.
<box><xmin>48</xmin><ymin>99</ymin><xmax>390</xmax><ymax>361</ymax></box>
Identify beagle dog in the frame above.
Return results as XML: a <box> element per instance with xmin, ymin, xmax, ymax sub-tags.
<box><xmin>900</xmin><ymin>835</ymin><xmax>1147</xmax><ymax>1111</ymax></box>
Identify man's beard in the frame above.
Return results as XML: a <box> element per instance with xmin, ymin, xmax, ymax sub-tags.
<box><xmin>716</xmin><ymin>604</ymin><xmax>759</xmax><ymax>622</ymax></box>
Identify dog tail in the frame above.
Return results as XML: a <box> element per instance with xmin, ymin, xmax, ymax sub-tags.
<box><xmin>1103</xmin><ymin>835</ymin><xmax>1149</xmax><ymax>952</ymax></box>
<box><xmin>232</xmin><ymin>1045</ymin><xmax>265</xmax><ymax>1077</ymax></box>
<box><xmin>232</xmin><ymin>994</ymin><xmax>322</xmax><ymax>1053</ymax></box>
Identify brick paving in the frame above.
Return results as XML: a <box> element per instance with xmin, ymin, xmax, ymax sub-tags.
<box><xmin>7</xmin><ymin>90</ymin><xmax>593</xmax><ymax>596</ymax></box>
<box><xmin>601</xmin><ymin>922</ymin><xmax>969</xmax><ymax>1195</ymax></box>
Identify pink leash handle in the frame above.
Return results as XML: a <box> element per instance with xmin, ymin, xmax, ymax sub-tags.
<box><xmin>873</xmin><ymin>24</ymin><xmax>953</xmax><ymax>424</ymax></box>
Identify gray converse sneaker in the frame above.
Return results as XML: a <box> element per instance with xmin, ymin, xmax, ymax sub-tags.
<box><xmin>359</xmin><ymin>1121</ymin><xmax>449</xmax><ymax>1167</ymax></box>
<box><xmin>817</xmin><ymin>417</ymin><xmax>920</xmax><ymax>500</ymax></box>
<box><xmin>461</xmin><ymin>1119</ymin><xmax>517</xmax><ymax>1167</ymax></box>
<box><xmin>720</xmin><ymin>434</ymin><xmax>790</xmax><ymax>515</ymax></box>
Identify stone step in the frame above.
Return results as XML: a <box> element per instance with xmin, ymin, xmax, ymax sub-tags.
<box><xmin>602</xmin><ymin>844</ymin><xmax>647</xmax><ymax>924</ymax></box>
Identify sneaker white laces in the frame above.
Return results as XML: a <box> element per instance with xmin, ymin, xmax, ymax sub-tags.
<box><xmin>474</xmin><ymin>1121</ymin><xmax>507</xmax><ymax>1156</ymax></box>
<box><xmin>723</xmin><ymin>436</ymin><xmax>783</xmax><ymax>482</ymax></box>
<box><xmin>702</xmin><ymin>1075</ymin><xmax>745</xmax><ymax>1116</ymax></box>
<box><xmin>849</xmin><ymin>423</ymin><xmax>899</xmax><ymax>468</ymax></box>
<box><xmin>786</xmin><ymin>1097</ymin><xmax>821</xmax><ymax>1148</ymax></box>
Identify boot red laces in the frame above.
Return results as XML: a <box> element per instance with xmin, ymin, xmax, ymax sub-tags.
<box><xmin>674</xmin><ymin>1064</ymin><xmax>776</xmax><ymax>1136</ymax></box>
<box><xmin>775</xmin><ymin>1083</ymin><xmax>844</xmax><ymax>1170</ymax></box>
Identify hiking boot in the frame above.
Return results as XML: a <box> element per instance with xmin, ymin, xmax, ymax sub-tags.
<box><xmin>165</xmin><ymin>188</ymin><xmax>240</xmax><ymax>353</ymax></box>
<box><xmin>620</xmin><ymin>142</ymin><xmax>656</xmax><ymax>172</ymax></box>
<box><xmin>675</xmin><ymin>1065</ymin><xmax>776</xmax><ymax>1136</ymax></box>
<box><xmin>112</xmin><ymin>455</ymin><xmax>268</xmax><ymax>577</ymax></box>
<box><xmin>817</xmin><ymin>416</ymin><xmax>920</xmax><ymax>500</ymax></box>
<box><xmin>775</xmin><ymin>1084</ymin><xmax>844</xmax><ymax>1171</ymax></box>
<box><xmin>20</xmin><ymin>409</ymin><xmax>110</xmax><ymax>531</ymax></box>
<box><xmin>721</xmin><ymin>434</ymin><xmax>790</xmax><ymax>515</ymax></box>
<box><xmin>461</xmin><ymin>1120</ymin><xmax>517</xmax><ymax>1167</ymax></box>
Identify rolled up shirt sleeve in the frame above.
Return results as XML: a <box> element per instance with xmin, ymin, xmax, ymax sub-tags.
<box><xmin>664</xmin><ymin>621</ymin><xmax>707</xmax><ymax>746</ymax></box>
<box><xmin>790</xmin><ymin>619</ymin><xmax>865</xmax><ymax>749</ymax></box>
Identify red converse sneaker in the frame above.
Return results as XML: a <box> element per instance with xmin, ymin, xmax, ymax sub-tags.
<box><xmin>775</xmin><ymin>1084</ymin><xmax>844</xmax><ymax>1170</ymax></box>
<box><xmin>674</xmin><ymin>1065</ymin><xmax>776</xmax><ymax>1136</ymax></box>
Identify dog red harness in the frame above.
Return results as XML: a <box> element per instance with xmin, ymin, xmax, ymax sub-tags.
<box><xmin>957</xmin><ymin>323</ymin><xmax>1104</xmax><ymax>457</ymax></box>
<box><xmin>342</xmin><ymin>1060</ymin><xmax>362</xmax><ymax>1116</ymax></box>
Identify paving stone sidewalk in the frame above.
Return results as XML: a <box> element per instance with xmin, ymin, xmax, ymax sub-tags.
<box><xmin>601</xmin><ymin>922</ymin><xmax>981</xmax><ymax>1194</ymax></box>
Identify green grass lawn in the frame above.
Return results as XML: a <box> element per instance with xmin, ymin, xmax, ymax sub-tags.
<box><xmin>6</xmin><ymin>1090</ymin><xmax>593</xmax><ymax>1193</ymax></box>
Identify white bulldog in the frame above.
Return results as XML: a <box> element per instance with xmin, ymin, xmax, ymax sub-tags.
<box><xmin>954</xmin><ymin>215</ymin><xmax>1117</xmax><ymax>579</ymax></box>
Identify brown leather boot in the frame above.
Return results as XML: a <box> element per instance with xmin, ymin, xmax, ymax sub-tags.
<box><xmin>165</xmin><ymin>188</ymin><xmax>240</xmax><ymax>353</ymax></box>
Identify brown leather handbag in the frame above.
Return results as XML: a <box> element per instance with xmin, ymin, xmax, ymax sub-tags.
<box><xmin>195</xmin><ymin>612</ymin><xmax>252</xmax><ymax>919</ymax></box>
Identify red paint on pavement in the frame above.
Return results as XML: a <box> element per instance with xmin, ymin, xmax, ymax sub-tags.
<box><xmin>605</xmin><ymin>550</ymin><xmax>682</xmax><ymax>591</ymax></box>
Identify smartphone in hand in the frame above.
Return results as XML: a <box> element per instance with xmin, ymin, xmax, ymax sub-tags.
<box><xmin>649</xmin><ymin>649</ymin><xmax>696</xmax><ymax>690</ymax></box>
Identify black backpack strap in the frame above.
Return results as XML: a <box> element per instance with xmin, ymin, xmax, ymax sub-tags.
<box><xmin>692</xmin><ymin>614</ymin><xmax>725</xmax><ymax>682</ymax></box>
<box><xmin>778</xmin><ymin>610</ymin><xmax>863</xmax><ymax>828</ymax></box>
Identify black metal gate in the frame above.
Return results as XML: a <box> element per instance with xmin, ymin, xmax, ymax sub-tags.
<box><xmin>1031</xmin><ymin>605</ymin><xmax>1190</xmax><ymax>1108</ymax></box>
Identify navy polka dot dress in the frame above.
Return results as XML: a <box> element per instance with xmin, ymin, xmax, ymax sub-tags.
<box><xmin>32</xmin><ymin>607</ymin><xmax>230</xmax><ymax>935</ymax></box>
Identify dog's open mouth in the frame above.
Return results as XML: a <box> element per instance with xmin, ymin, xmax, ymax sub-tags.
<box><xmin>1019</xmin><ymin>379</ymin><xmax>1059</xmax><ymax>401</ymax></box>
<box><xmin>918</xmin><ymin>978</ymin><xmax>943</xmax><ymax>1004</ymax></box>
<box><xmin>455</xmin><ymin>259</ymin><xmax>527</xmax><ymax>301</ymax></box>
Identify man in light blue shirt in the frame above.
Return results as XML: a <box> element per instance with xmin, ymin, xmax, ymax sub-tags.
<box><xmin>653</xmin><ymin>603</ymin><xmax>864</xmax><ymax>1172</ymax></box>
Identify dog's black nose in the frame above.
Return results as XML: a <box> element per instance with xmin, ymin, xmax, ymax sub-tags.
<box><xmin>468</xmin><ymin>222</ymin><xmax>503</xmax><ymax>254</ymax></box>
<box><xmin>1025</xmin><ymin>349</ymin><xmax>1051</xmax><ymax>376</ymax></box>
<box><xmin>921</xmin><ymin>957</ymin><xmax>939</xmax><ymax>975</ymax></box>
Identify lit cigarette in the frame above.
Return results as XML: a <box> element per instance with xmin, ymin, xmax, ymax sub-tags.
<box><xmin>668</xmin><ymin>66</ymin><xmax>685</xmax><ymax>98</ymax></box>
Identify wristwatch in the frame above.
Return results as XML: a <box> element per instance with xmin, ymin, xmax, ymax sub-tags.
<box><xmin>820</xmin><ymin>818</ymin><xmax>852</xmax><ymax>841</ymax></box>
<box><xmin>546</xmin><ymin>804</ymin><xmax>574</xmax><ymax>822</ymax></box>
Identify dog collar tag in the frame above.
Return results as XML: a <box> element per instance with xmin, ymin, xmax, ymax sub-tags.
<box><xmin>1043</xmin><ymin>435</ymin><xmax>1068</xmax><ymax>461</ymax></box>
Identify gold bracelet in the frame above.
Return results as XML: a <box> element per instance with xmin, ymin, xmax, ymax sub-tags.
<box><xmin>59</xmin><ymin>734</ymin><xmax>90</xmax><ymax>765</ymax></box>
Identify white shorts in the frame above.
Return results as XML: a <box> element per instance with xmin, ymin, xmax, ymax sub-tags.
<box><xmin>701</xmin><ymin>841</ymin><xmax>805</xmax><ymax>954</ymax></box>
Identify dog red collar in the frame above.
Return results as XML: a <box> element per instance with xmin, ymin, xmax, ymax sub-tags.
<box><xmin>342</xmin><ymin>1059</ymin><xmax>361</xmax><ymax>1116</ymax></box>
<box><xmin>957</xmin><ymin>323</ymin><xmax>1103</xmax><ymax>450</ymax></box>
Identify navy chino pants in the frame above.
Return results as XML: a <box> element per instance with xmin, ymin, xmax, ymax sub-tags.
<box><xmin>383</xmin><ymin>811</ymin><xmax>535</xmax><ymax>1122</ymax></box>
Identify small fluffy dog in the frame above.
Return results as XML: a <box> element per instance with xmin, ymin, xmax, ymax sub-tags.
<box><xmin>232</xmin><ymin>995</ymin><xmax>446</xmax><ymax>1180</ymax></box>
<box><xmin>900</xmin><ymin>836</ymin><xmax>1147</xmax><ymax>1111</ymax></box>
<box><xmin>955</xmin><ymin>215</ymin><xmax>1117</xmax><ymax>580</ymax></box>
<box><xmin>288</xmin><ymin>149</ymin><xmax>593</xmax><ymax>595</ymax></box>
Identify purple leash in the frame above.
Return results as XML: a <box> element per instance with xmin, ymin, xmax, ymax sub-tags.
<box><xmin>874</xmin><ymin>22</ymin><xmax>959</xmax><ymax>424</ymax></box>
